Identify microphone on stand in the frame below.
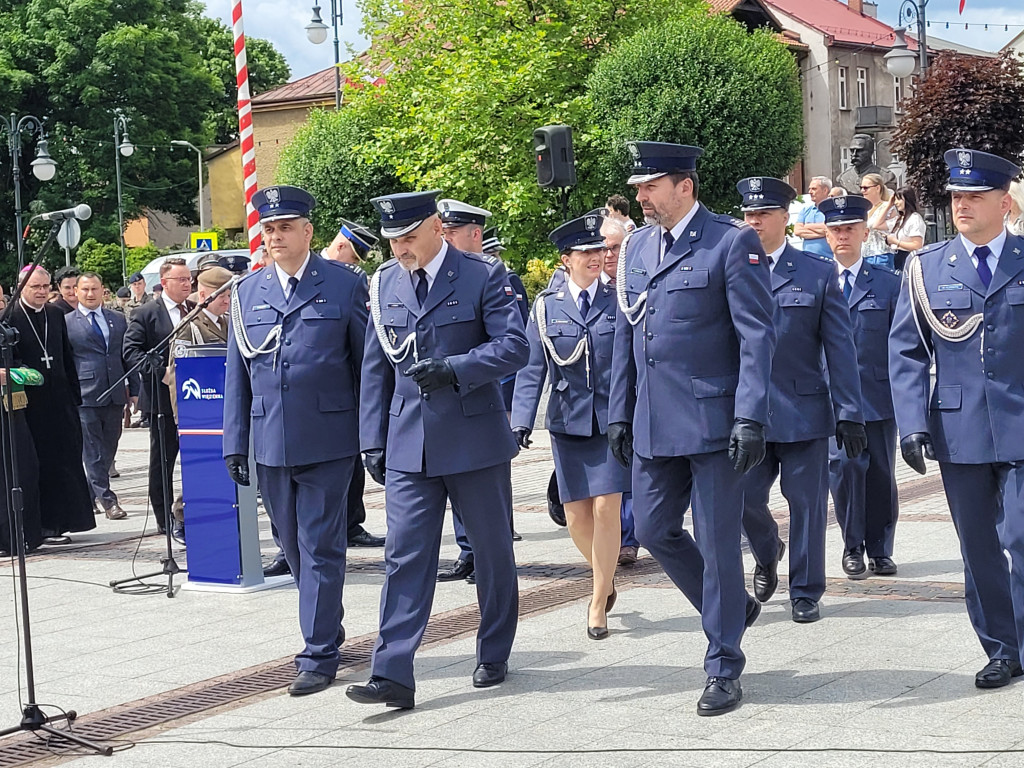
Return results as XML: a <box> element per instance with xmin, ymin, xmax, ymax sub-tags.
<box><xmin>32</xmin><ymin>204</ymin><xmax>92</xmax><ymax>222</ymax></box>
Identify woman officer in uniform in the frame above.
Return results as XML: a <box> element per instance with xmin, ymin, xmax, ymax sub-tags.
<box><xmin>511</xmin><ymin>213</ymin><xmax>629</xmax><ymax>639</ymax></box>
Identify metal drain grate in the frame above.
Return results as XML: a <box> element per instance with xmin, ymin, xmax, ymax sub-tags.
<box><xmin>0</xmin><ymin>559</ymin><xmax>662</xmax><ymax>767</ymax></box>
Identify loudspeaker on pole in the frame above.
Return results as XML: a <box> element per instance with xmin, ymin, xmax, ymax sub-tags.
<box><xmin>533</xmin><ymin>125</ymin><xmax>577</xmax><ymax>189</ymax></box>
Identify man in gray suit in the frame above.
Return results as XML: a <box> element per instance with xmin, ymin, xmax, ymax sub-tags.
<box><xmin>65</xmin><ymin>272</ymin><xmax>137</xmax><ymax>519</ymax></box>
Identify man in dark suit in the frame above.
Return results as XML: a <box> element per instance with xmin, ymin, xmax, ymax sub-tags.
<box><xmin>224</xmin><ymin>185</ymin><xmax>369</xmax><ymax>697</ymax></box>
<box><xmin>890</xmin><ymin>149</ymin><xmax>1024</xmax><ymax>690</ymax></box>
<box><xmin>821</xmin><ymin>195</ymin><xmax>902</xmax><ymax>579</ymax></box>
<box><xmin>123</xmin><ymin>257</ymin><xmax>194</xmax><ymax>533</ymax></box>
<box><xmin>735</xmin><ymin>177</ymin><xmax>865</xmax><ymax>624</ymax></box>
<box><xmin>608</xmin><ymin>142</ymin><xmax>775</xmax><ymax>715</ymax></box>
<box><xmin>66</xmin><ymin>272</ymin><xmax>137</xmax><ymax>519</ymax></box>
<box><xmin>347</xmin><ymin>190</ymin><xmax>528</xmax><ymax>710</ymax></box>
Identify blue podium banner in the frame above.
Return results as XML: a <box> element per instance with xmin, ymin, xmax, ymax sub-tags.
<box><xmin>176</xmin><ymin>354</ymin><xmax>243</xmax><ymax>585</ymax></box>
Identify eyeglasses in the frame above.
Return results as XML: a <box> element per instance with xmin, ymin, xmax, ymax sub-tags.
<box><xmin>163</xmin><ymin>276</ymin><xmax>192</xmax><ymax>284</ymax></box>
<box><xmin>860</xmin><ymin>185</ymin><xmax>878</xmax><ymax>191</ymax></box>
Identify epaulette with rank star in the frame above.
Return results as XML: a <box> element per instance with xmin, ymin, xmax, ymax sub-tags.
<box><xmin>714</xmin><ymin>213</ymin><xmax>748</xmax><ymax>229</ymax></box>
<box><xmin>805</xmin><ymin>251</ymin><xmax>834</xmax><ymax>264</ymax></box>
<box><xmin>915</xmin><ymin>240</ymin><xmax>948</xmax><ymax>261</ymax></box>
<box><xmin>465</xmin><ymin>252</ymin><xmax>499</xmax><ymax>265</ymax></box>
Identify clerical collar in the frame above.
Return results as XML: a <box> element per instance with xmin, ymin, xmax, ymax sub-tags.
<box><xmin>19</xmin><ymin>297</ymin><xmax>44</xmax><ymax>314</ymax></box>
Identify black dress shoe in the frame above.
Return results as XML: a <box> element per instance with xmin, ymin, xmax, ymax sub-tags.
<box><xmin>745</xmin><ymin>596</ymin><xmax>761</xmax><ymax>628</ymax></box>
<box><xmin>288</xmin><ymin>671</ymin><xmax>333</xmax><ymax>696</ymax></box>
<box><xmin>472</xmin><ymin>662</ymin><xmax>507</xmax><ymax>688</ymax></box>
<box><xmin>547</xmin><ymin>472</ymin><xmax>566</xmax><ymax>527</ymax></box>
<box><xmin>466</xmin><ymin>570</ymin><xmax>477</xmax><ymax>585</ymax></box>
<box><xmin>975</xmin><ymin>659</ymin><xmax>1024</xmax><ymax>689</ymax></box>
<box><xmin>346</xmin><ymin>677</ymin><xmax>415</xmax><ymax>708</ymax></box>
<box><xmin>437</xmin><ymin>559</ymin><xmax>474</xmax><ymax>582</ymax></box>
<box><xmin>791</xmin><ymin>597</ymin><xmax>820</xmax><ymax>623</ymax></box>
<box><xmin>842</xmin><ymin>547</ymin><xmax>867</xmax><ymax>579</ymax></box>
<box><xmin>512</xmin><ymin>529</ymin><xmax>523</xmax><ymax>542</ymax></box>
<box><xmin>868</xmin><ymin>556</ymin><xmax>897</xmax><ymax>576</ymax></box>
<box><xmin>587</xmin><ymin>626</ymin><xmax>609</xmax><ymax>640</ymax></box>
<box><xmin>349</xmin><ymin>529</ymin><xmax>386</xmax><ymax>547</ymax></box>
<box><xmin>263</xmin><ymin>559</ymin><xmax>291</xmax><ymax>577</ymax></box>
<box><xmin>697</xmin><ymin>677</ymin><xmax>742</xmax><ymax>716</ymax></box>
<box><xmin>753</xmin><ymin>539</ymin><xmax>785</xmax><ymax>603</ymax></box>
<box><xmin>606</xmin><ymin>585</ymin><xmax>617</xmax><ymax>613</ymax></box>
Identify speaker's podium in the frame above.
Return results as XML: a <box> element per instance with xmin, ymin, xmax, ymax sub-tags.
<box><xmin>175</xmin><ymin>345</ymin><xmax>291</xmax><ymax>593</ymax></box>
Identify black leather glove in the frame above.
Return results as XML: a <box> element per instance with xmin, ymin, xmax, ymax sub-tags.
<box><xmin>406</xmin><ymin>358</ymin><xmax>456</xmax><ymax>393</ymax></box>
<box><xmin>607</xmin><ymin>422</ymin><xmax>634</xmax><ymax>468</ymax></box>
<box><xmin>225</xmin><ymin>454</ymin><xmax>250</xmax><ymax>486</ymax></box>
<box><xmin>900</xmin><ymin>432</ymin><xmax>935</xmax><ymax>475</ymax></box>
<box><xmin>836</xmin><ymin>420</ymin><xmax>868</xmax><ymax>460</ymax></box>
<box><xmin>363</xmin><ymin>449</ymin><xmax>386</xmax><ymax>486</ymax></box>
<box><xmin>728</xmin><ymin>418</ymin><xmax>766</xmax><ymax>474</ymax></box>
<box><xmin>512</xmin><ymin>427</ymin><xmax>532</xmax><ymax>449</ymax></box>
<box><xmin>141</xmin><ymin>349</ymin><xmax>165</xmax><ymax>377</ymax></box>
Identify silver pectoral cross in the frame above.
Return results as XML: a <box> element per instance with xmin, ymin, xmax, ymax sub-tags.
<box><xmin>40</xmin><ymin>352</ymin><xmax>53</xmax><ymax>369</ymax></box>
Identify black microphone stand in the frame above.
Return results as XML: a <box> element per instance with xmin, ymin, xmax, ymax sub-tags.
<box><xmin>0</xmin><ymin>223</ymin><xmax>113</xmax><ymax>755</ymax></box>
<box><xmin>101</xmin><ymin>280</ymin><xmax>234</xmax><ymax>598</ymax></box>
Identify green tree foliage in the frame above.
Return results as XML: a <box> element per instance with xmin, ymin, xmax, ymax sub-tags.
<box><xmin>585</xmin><ymin>9</ymin><xmax>804</xmax><ymax>215</ymax></box>
<box><xmin>0</xmin><ymin>0</ymin><xmax>289</xmax><ymax>287</ymax></box>
<box><xmin>281</xmin><ymin>0</ymin><xmax>684</xmax><ymax>269</ymax></box>
<box><xmin>74</xmin><ymin>239</ymin><xmax>159</xmax><ymax>288</ymax></box>
<box><xmin>277</xmin><ymin>107</ymin><xmax>409</xmax><ymax>237</ymax></box>
<box><xmin>891</xmin><ymin>50</ymin><xmax>1024</xmax><ymax>207</ymax></box>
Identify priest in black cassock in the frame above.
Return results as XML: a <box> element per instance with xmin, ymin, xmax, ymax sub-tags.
<box><xmin>10</xmin><ymin>267</ymin><xmax>95</xmax><ymax>542</ymax></box>
<box><xmin>0</xmin><ymin>388</ymin><xmax>42</xmax><ymax>556</ymax></box>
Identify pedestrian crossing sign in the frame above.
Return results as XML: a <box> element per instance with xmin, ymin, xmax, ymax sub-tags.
<box><xmin>190</xmin><ymin>232</ymin><xmax>219</xmax><ymax>251</ymax></box>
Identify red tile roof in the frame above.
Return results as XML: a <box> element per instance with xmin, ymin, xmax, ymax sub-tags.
<box><xmin>253</xmin><ymin>53</ymin><xmax>387</xmax><ymax>107</ymax></box>
<box><xmin>764</xmin><ymin>0</ymin><xmax>917</xmax><ymax>49</ymax></box>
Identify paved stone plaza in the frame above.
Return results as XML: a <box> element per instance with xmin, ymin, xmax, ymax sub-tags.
<box><xmin>1</xmin><ymin>429</ymin><xmax>1022</xmax><ymax>767</ymax></box>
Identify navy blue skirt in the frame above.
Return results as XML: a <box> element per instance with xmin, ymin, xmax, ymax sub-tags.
<box><xmin>550</xmin><ymin>430</ymin><xmax>630</xmax><ymax>503</ymax></box>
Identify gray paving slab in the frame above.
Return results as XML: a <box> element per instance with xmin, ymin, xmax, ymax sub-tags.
<box><xmin>2</xmin><ymin>430</ymin><xmax>1017</xmax><ymax>768</ymax></box>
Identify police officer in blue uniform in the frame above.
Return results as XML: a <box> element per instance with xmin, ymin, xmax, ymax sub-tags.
<box><xmin>432</xmin><ymin>198</ymin><xmax>499</xmax><ymax>583</ymax></box>
<box><xmin>890</xmin><ymin>149</ymin><xmax>1024</xmax><ymax>689</ymax></box>
<box><xmin>346</xmin><ymin>190</ymin><xmax>529</xmax><ymax>709</ymax></box>
<box><xmin>512</xmin><ymin>213</ymin><xmax>630</xmax><ymax>639</ymax></box>
<box><xmin>820</xmin><ymin>195</ymin><xmax>902</xmax><ymax>579</ymax></box>
<box><xmin>222</xmin><ymin>185</ymin><xmax>369</xmax><ymax>696</ymax></box>
<box><xmin>608</xmin><ymin>142</ymin><xmax>775</xmax><ymax>715</ymax></box>
<box><xmin>736</xmin><ymin>177</ymin><xmax>866</xmax><ymax>623</ymax></box>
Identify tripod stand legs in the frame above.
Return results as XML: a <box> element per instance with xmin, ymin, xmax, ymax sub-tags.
<box><xmin>0</xmin><ymin>705</ymin><xmax>113</xmax><ymax>756</ymax></box>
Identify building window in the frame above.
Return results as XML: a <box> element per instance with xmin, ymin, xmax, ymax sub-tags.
<box><xmin>893</xmin><ymin>76</ymin><xmax>904</xmax><ymax>113</ymax></box>
<box><xmin>857</xmin><ymin>67</ymin><xmax>869</xmax><ymax>108</ymax></box>
<box><xmin>841</xmin><ymin>147</ymin><xmax>851</xmax><ymax>172</ymax></box>
<box><xmin>838</xmin><ymin>67</ymin><xmax>849</xmax><ymax>111</ymax></box>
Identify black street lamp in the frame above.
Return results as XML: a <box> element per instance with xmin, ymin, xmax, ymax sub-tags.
<box><xmin>113</xmin><ymin>110</ymin><xmax>135</xmax><ymax>287</ymax></box>
<box><xmin>306</xmin><ymin>1</ymin><xmax>343</xmax><ymax>110</ymax></box>
<box><xmin>1</xmin><ymin>113</ymin><xmax>57</xmax><ymax>269</ymax></box>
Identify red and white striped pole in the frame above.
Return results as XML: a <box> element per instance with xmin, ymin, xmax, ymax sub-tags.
<box><xmin>232</xmin><ymin>0</ymin><xmax>261</xmax><ymax>256</ymax></box>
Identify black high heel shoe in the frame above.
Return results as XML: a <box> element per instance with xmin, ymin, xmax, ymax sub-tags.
<box><xmin>587</xmin><ymin>600</ymin><xmax>609</xmax><ymax>640</ymax></box>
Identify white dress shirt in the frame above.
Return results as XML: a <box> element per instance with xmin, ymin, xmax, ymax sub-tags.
<box><xmin>78</xmin><ymin>304</ymin><xmax>109</xmax><ymax>346</ymax></box>
<box><xmin>836</xmin><ymin>257</ymin><xmax>864</xmax><ymax>294</ymax></box>
<box><xmin>766</xmin><ymin>243</ymin><xmax>786</xmax><ymax>272</ymax></box>
<box><xmin>960</xmin><ymin>230</ymin><xmax>1007</xmax><ymax>271</ymax></box>
<box><xmin>276</xmin><ymin>253</ymin><xmax>311</xmax><ymax>298</ymax></box>
<box><xmin>413</xmin><ymin>240</ymin><xmax>449</xmax><ymax>292</ymax></box>
<box><xmin>565</xmin><ymin>276</ymin><xmax>599</xmax><ymax>312</ymax></box>
<box><xmin>660</xmin><ymin>203</ymin><xmax>701</xmax><ymax>262</ymax></box>
<box><xmin>161</xmin><ymin>292</ymin><xmax>185</xmax><ymax>326</ymax></box>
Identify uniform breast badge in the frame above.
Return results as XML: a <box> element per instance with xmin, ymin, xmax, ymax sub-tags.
<box><xmin>941</xmin><ymin>311</ymin><xmax>959</xmax><ymax>328</ymax></box>
<box><xmin>388</xmin><ymin>327</ymin><xmax>399</xmax><ymax>345</ymax></box>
